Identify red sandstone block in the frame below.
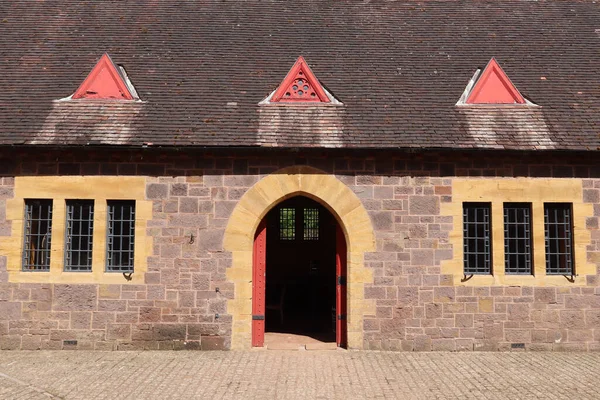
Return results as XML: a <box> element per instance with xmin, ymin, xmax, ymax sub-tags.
<box><xmin>397</xmin><ymin>287</ymin><xmax>418</xmax><ymax>305</ymax></box>
<box><xmin>0</xmin><ymin>335</ymin><xmax>21</xmax><ymax>350</ymax></box>
<box><xmin>455</xmin><ymin>339</ymin><xmax>473</xmax><ymax>351</ymax></box>
<box><xmin>455</xmin><ymin>314</ymin><xmax>474</xmax><ymax>328</ymax></box>
<box><xmin>413</xmin><ymin>335</ymin><xmax>432</xmax><ymax>351</ymax></box>
<box><xmin>0</xmin><ymin>302</ymin><xmax>21</xmax><ymax>320</ymax></box>
<box><xmin>179</xmin><ymin>315</ymin><xmax>198</xmax><ymax>324</ymax></box>
<box><xmin>505</xmin><ymin>329</ymin><xmax>531</xmax><ymax>343</ymax></box>
<box><xmin>565</xmin><ymin>295</ymin><xmax>591</xmax><ymax>309</ymax></box>
<box><xmin>97</xmin><ymin>300</ymin><xmax>127</xmax><ymax>312</ymax></box>
<box><xmin>409</xmin><ymin>196</ymin><xmax>439</xmax><ymax>216</ymax></box>
<box><xmin>585</xmin><ymin>310</ymin><xmax>600</xmax><ymax>328</ymax></box>
<box><xmin>170</xmin><ymin>183</ymin><xmax>188</xmax><ymax>196</ymax></box>
<box><xmin>189</xmin><ymin>187</ymin><xmax>210</xmax><ymax>197</ymax></box>
<box><xmin>560</xmin><ymin>310</ymin><xmax>586</xmax><ymax>329</ymax></box>
<box><xmin>223</xmin><ymin>175</ymin><xmax>258</xmax><ymax>187</ymax></box>
<box><xmin>107</xmin><ymin>324</ymin><xmax>131</xmax><ymax>340</ymax></box>
<box><xmin>168</xmin><ymin>214</ymin><xmax>208</xmax><ymax>228</ymax></box>
<box><xmin>13</xmin><ymin>288</ymin><xmax>30</xmax><ymax>301</ymax></box>
<box><xmin>553</xmin><ymin>343</ymin><xmax>588</xmax><ymax>351</ymax></box>
<box><xmin>379</xmin><ymin>339</ymin><xmax>401</xmax><ymax>351</ymax></box>
<box><xmin>423</xmin><ymin>275</ymin><xmax>440</xmax><ymax>286</ymax></box>
<box><xmin>116</xmin><ymin>312</ymin><xmax>139</xmax><ymax>324</ymax></box>
<box><xmin>179</xmin><ymin>197</ymin><xmax>199</xmax><ymax>213</ymax></box>
<box><xmin>374</xmin><ymin>186</ymin><xmax>393</xmax><ymax>199</ymax></box>
<box><xmin>0</xmin><ymin>186</ymin><xmax>14</xmax><ymax>199</ymax></box>
<box><xmin>144</xmin><ymin>273</ymin><xmax>161</xmax><ymax>285</ymax></box>
<box><xmin>178</xmin><ymin>291</ymin><xmax>195</xmax><ymax>308</ymax></box>
<box><xmin>569</xmin><ymin>329</ymin><xmax>594</xmax><ymax>342</ymax></box>
<box><xmin>507</xmin><ymin>304</ymin><xmax>530</xmax><ymax>321</ymax></box>
<box><xmin>474</xmin><ymin>340</ymin><xmax>498</xmax><ymax>351</ymax></box>
<box><xmin>146</xmin><ymin>184</ymin><xmax>169</xmax><ymax>199</ymax></box>
<box><xmin>583</xmin><ymin>189</ymin><xmax>599</xmax><ymax>203</ymax></box>
<box><xmin>432</xmin><ymin>338</ymin><xmax>456</xmax><ymax>351</ymax></box>
<box><xmin>211</xmin><ymin>187</ymin><xmax>227</xmax><ymax>201</ymax></box>
<box><xmin>41</xmin><ymin>340</ymin><xmax>63</xmax><ymax>350</ymax></box>
<box><xmin>147</xmin><ymin>285</ymin><xmax>166</xmax><ymax>300</ymax></box>
<box><xmin>20</xmin><ymin>335</ymin><xmax>41</xmax><ymax>350</ymax></box>
<box><xmin>70</xmin><ymin>312</ymin><xmax>92</xmax><ymax>330</ymax></box>
<box><xmin>426</xmin><ymin>304</ymin><xmax>443</xmax><ymax>319</ymax></box>
<box><xmin>139</xmin><ymin>307</ymin><xmax>161</xmax><ymax>323</ymax></box>
<box><xmin>54</xmin><ymin>285</ymin><xmax>97</xmax><ymax>311</ymax></box>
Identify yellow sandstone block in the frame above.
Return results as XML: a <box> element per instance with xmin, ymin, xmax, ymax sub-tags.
<box><xmin>479</xmin><ymin>298</ymin><xmax>494</xmax><ymax>313</ymax></box>
<box><xmin>347</xmin><ymin>332</ymin><xmax>363</xmax><ymax>349</ymax></box>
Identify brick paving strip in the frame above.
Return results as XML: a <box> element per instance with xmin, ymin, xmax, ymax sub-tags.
<box><xmin>0</xmin><ymin>351</ymin><xmax>599</xmax><ymax>400</ymax></box>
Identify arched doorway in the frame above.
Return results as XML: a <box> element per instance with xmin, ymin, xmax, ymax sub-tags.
<box><xmin>252</xmin><ymin>196</ymin><xmax>347</xmax><ymax>348</ymax></box>
<box><xmin>223</xmin><ymin>165</ymin><xmax>376</xmax><ymax>350</ymax></box>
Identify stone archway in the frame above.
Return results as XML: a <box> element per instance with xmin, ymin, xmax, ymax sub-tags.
<box><xmin>224</xmin><ymin>166</ymin><xmax>376</xmax><ymax>350</ymax></box>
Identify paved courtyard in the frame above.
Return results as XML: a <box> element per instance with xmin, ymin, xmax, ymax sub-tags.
<box><xmin>0</xmin><ymin>350</ymin><xmax>599</xmax><ymax>399</ymax></box>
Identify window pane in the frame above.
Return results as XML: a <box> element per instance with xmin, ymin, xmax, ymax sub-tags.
<box><xmin>303</xmin><ymin>208</ymin><xmax>319</xmax><ymax>240</ymax></box>
<box><xmin>463</xmin><ymin>203</ymin><xmax>492</xmax><ymax>275</ymax></box>
<box><xmin>279</xmin><ymin>208</ymin><xmax>295</xmax><ymax>240</ymax></box>
<box><xmin>504</xmin><ymin>203</ymin><xmax>532</xmax><ymax>275</ymax></box>
<box><xmin>22</xmin><ymin>199</ymin><xmax>53</xmax><ymax>271</ymax></box>
<box><xmin>544</xmin><ymin>203</ymin><xmax>573</xmax><ymax>275</ymax></box>
<box><xmin>106</xmin><ymin>200</ymin><xmax>135</xmax><ymax>272</ymax></box>
<box><xmin>65</xmin><ymin>200</ymin><xmax>94</xmax><ymax>272</ymax></box>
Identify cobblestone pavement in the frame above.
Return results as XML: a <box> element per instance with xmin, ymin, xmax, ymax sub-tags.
<box><xmin>0</xmin><ymin>351</ymin><xmax>599</xmax><ymax>399</ymax></box>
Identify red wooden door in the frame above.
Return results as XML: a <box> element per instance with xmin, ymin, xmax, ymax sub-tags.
<box><xmin>335</xmin><ymin>224</ymin><xmax>347</xmax><ymax>347</ymax></box>
<box><xmin>252</xmin><ymin>220</ymin><xmax>267</xmax><ymax>347</ymax></box>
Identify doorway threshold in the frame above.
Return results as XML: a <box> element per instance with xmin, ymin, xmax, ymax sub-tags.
<box><xmin>264</xmin><ymin>332</ymin><xmax>338</xmax><ymax>350</ymax></box>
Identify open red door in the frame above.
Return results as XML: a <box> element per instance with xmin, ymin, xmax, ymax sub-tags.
<box><xmin>335</xmin><ymin>224</ymin><xmax>347</xmax><ymax>347</ymax></box>
<box><xmin>252</xmin><ymin>220</ymin><xmax>267</xmax><ymax>347</ymax></box>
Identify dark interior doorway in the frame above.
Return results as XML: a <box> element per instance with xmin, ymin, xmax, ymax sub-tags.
<box><xmin>264</xmin><ymin>196</ymin><xmax>337</xmax><ymax>342</ymax></box>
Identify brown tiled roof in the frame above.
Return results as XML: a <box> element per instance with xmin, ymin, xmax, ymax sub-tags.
<box><xmin>0</xmin><ymin>1</ymin><xmax>598</xmax><ymax>150</ymax></box>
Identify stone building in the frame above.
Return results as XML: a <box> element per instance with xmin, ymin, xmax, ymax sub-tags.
<box><xmin>0</xmin><ymin>1</ymin><xmax>599</xmax><ymax>351</ymax></box>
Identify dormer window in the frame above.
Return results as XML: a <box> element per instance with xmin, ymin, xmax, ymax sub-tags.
<box><xmin>71</xmin><ymin>53</ymin><xmax>139</xmax><ymax>100</ymax></box>
<box><xmin>457</xmin><ymin>58</ymin><xmax>535</xmax><ymax>106</ymax></box>
<box><xmin>261</xmin><ymin>56</ymin><xmax>341</xmax><ymax>104</ymax></box>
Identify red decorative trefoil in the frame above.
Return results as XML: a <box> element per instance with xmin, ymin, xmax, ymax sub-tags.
<box><xmin>466</xmin><ymin>58</ymin><xmax>525</xmax><ymax>104</ymax></box>
<box><xmin>271</xmin><ymin>56</ymin><xmax>329</xmax><ymax>102</ymax></box>
<box><xmin>73</xmin><ymin>54</ymin><xmax>134</xmax><ymax>100</ymax></box>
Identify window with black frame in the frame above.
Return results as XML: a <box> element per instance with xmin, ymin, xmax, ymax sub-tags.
<box><xmin>503</xmin><ymin>203</ymin><xmax>533</xmax><ymax>275</ymax></box>
<box><xmin>544</xmin><ymin>203</ymin><xmax>574</xmax><ymax>275</ymax></box>
<box><xmin>22</xmin><ymin>199</ymin><xmax>53</xmax><ymax>271</ymax></box>
<box><xmin>463</xmin><ymin>203</ymin><xmax>492</xmax><ymax>275</ymax></box>
<box><xmin>106</xmin><ymin>200</ymin><xmax>136</xmax><ymax>272</ymax></box>
<box><xmin>65</xmin><ymin>200</ymin><xmax>94</xmax><ymax>272</ymax></box>
<box><xmin>303</xmin><ymin>208</ymin><xmax>319</xmax><ymax>240</ymax></box>
<box><xmin>279</xmin><ymin>207</ymin><xmax>296</xmax><ymax>240</ymax></box>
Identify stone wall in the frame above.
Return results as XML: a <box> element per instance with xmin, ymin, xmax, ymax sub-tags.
<box><xmin>0</xmin><ymin>148</ymin><xmax>598</xmax><ymax>350</ymax></box>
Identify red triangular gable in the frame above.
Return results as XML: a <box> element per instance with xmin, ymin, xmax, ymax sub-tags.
<box><xmin>271</xmin><ymin>56</ymin><xmax>329</xmax><ymax>102</ymax></box>
<box><xmin>73</xmin><ymin>54</ymin><xmax>134</xmax><ymax>100</ymax></box>
<box><xmin>466</xmin><ymin>58</ymin><xmax>525</xmax><ymax>104</ymax></box>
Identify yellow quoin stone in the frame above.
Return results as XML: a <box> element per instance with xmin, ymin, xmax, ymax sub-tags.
<box><xmin>224</xmin><ymin>166</ymin><xmax>376</xmax><ymax>350</ymax></box>
<box><xmin>0</xmin><ymin>176</ymin><xmax>153</xmax><ymax>284</ymax></box>
<box><xmin>441</xmin><ymin>178</ymin><xmax>595</xmax><ymax>286</ymax></box>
